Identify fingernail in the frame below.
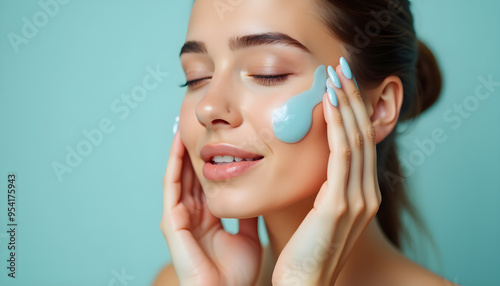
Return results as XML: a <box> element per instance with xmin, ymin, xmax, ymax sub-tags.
<box><xmin>339</xmin><ymin>57</ymin><xmax>352</xmax><ymax>79</ymax></box>
<box><xmin>327</xmin><ymin>65</ymin><xmax>341</xmax><ymax>88</ymax></box>
<box><xmin>327</xmin><ymin>86</ymin><xmax>338</xmax><ymax>107</ymax></box>
<box><xmin>172</xmin><ymin>115</ymin><xmax>179</xmax><ymax>135</ymax></box>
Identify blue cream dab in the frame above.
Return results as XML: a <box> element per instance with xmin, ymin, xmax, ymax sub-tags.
<box><xmin>272</xmin><ymin>65</ymin><xmax>327</xmax><ymax>143</ymax></box>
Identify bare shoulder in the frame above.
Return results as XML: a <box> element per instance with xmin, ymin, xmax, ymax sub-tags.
<box><xmin>384</xmin><ymin>251</ymin><xmax>459</xmax><ymax>286</ymax></box>
<box><xmin>404</xmin><ymin>263</ymin><xmax>459</xmax><ymax>286</ymax></box>
<box><xmin>152</xmin><ymin>264</ymin><xmax>178</xmax><ymax>286</ymax></box>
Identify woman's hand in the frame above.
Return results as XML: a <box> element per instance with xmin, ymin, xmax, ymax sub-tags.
<box><xmin>160</xmin><ymin>133</ymin><xmax>262</xmax><ymax>286</ymax></box>
<box><xmin>272</xmin><ymin>59</ymin><xmax>382</xmax><ymax>286</ymax></box>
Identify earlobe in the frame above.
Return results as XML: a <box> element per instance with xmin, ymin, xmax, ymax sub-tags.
<box><xmin>368</xmin><ymin>76</ymin><xmax>404</xmax><ymax>144</ymax></box>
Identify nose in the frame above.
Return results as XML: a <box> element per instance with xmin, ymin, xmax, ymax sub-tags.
<box><xmin>195</xmin><ymin>74</ymin><xmax>243</xmax><ymax>129</ymax></box>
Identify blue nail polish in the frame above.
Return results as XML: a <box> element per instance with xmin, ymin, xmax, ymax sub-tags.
<box><xmin>327</xmin><ymin>65</ymin><xmax>342</xmax><ymax>88</ymax></box>
<box><xmin>172</xmin><ymin>115</ymin><xmax>179</xmax><ymax>135</ymax></box>
<box><xmin>326</xmin><ymin>78</ymin><xmax>331</xmax><ymax>89</ymax></box>
<box><xmin>340</xmin><ymin>57</ymin><xmax>352</xmax><ymax>79</ymax></box>
<box><xmin>327</xmin><ymin>86</ymin><xmax>338</xmax><ymax>107</ymax></box>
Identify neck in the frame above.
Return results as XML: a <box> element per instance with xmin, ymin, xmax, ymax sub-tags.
<box><xmin>263</xmin><ymin>193</ymin><xmax>316</xmax><ymax>263</ymax></box>
<box><xmin>262</xmin><ymin>195</ymin><xmax>401</xmax><ymax>284</ymax></box>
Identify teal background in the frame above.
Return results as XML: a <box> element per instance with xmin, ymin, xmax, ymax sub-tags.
<box><xmin>0</xmin><ymin>1</ymin><xmax>498</xmax><ymax>285</ymax></box>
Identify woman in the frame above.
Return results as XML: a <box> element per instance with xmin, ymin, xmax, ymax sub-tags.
<box><xmin>156</xmin><ymin>0</ymin><xmax>453</xmax><ymax>285</ymax></box>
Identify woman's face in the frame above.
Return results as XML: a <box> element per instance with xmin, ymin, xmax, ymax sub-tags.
<box><xmin>179</xmin><ymin>0</ymin><xmax>346</xmax><ymax>218</ymax></box>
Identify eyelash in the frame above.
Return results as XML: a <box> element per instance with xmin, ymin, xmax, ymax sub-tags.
<box><xmin>251</xmin><ymin>74</ymin><xmax>290</xmax><ymax>86</ymax></box>
<box><xmin>180</xmin><ymin>74</ymin><xmax>291</xmax><ymax>88</ymax></box>
<box><xmin>179</xmin><ymin>77</ymin><xmax>210</xmax><ymax>88</ymax></box>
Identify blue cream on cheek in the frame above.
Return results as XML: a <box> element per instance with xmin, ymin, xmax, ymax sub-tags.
<box><xmin>272</xmin><ymin>65</ymin><xmax>327</xmax><ymax>143</ymax></box>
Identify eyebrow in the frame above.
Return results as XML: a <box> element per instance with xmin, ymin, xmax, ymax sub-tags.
<box><xmin>179</xmin><ymin>40</ymin><xmax>207</xmax><ymax>56</ymax></box>
<box><xmin>179</xmin><ymin>32</ymin><xmax>311</xmax><ymax>57</ymax></box>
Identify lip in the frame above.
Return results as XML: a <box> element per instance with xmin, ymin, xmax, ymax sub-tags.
<box><xmin>200</xmin><ymin>144</ymin><xmax>264</xmax><ymax>181</ymax></box>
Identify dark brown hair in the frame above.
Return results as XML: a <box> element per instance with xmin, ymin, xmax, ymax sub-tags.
<box><xmin>316</xmin><ymin>0</ymin><xmax>442</xmax><ymax>248</ymax></box>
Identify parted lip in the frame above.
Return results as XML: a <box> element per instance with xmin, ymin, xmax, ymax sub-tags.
<box><xmin>200</xmin><ymin>144</ymin><xmax>264</xmax><ymax>163</ymax></box>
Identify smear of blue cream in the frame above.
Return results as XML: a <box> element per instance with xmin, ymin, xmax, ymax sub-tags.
<box><xmin>272</xmin><ymin>65</ymin><xmax>327</xmax><ymax>143</ymax></box>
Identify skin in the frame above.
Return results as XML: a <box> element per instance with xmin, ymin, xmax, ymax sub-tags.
<box><xmin>156</xmin><ymin>0</ymin><xmax>456</xmax><ymax>285</ymax></box>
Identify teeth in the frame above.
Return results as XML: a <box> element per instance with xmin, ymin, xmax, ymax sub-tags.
<box><xmin>222</xmin><ymin>155</ymin><xmax>233</xmax><ymax>162</ymax></box>
<box><xmin>212</xmin><ymin>155</ymin><xmax>245</xmax><ymax>163</ymax></box>
<box><xmin>213</xmin><ymin>155</ymin><xmax>231</xmax><ymax>163</ymax></box>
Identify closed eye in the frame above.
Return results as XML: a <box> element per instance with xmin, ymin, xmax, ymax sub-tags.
<box><xmin>251</xmin><ymin>74</ymin><xmax>291</xmax><ymax>86</ymax></box>
<box><xmin>179</xmin><ymin>77</ymin><xmax>211</xmax><ymax>88</ymax></box>
<box><xmin>180</xmin><ymin>74</ymin><xmax>291</xmax><ymax>88</ymax></box>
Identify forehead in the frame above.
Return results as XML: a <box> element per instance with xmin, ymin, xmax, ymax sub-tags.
<box><xmin>186</xmin><ymin>0</ymin><xmax>327</xmax><ymax>51</ymax></box>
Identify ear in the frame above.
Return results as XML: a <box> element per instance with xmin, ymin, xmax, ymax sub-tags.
<box><xmin>367</xmin><ymin>76</ymin><xmax>403</xmax><ymax>144</ymax></box>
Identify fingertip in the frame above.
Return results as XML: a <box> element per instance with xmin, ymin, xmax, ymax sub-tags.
<box><xmin>173</xmin><ymin>130</ymin><xmax>186</xmax><ymax>152</ymax></box>
<box><xmin>174</xmin><ymin>129</ymin><xmax>181</xmax><ymax>142</ymax></box>
<box><xmin>322</xmin><ymin>93</ymin><xmax>331</xmax><ymax>115</ymax></box>
<box><xmin>335</xmin><ymin>65</ymin><xmax>344</xmax><ymax>80</ymax></box>
<box><xmin>327</xmin><ymin>86</ymin><xmax>338</xmax><ymax>107</ymax></box>
<box><xmin>322</xmin><ymin>92</ymin><xmax>338</xmax><ymax>123</ymax></box>
<box><xmin>340</xmin><ymin>58</ymin><xmax>355</xmax><ymax>82</ymax></box>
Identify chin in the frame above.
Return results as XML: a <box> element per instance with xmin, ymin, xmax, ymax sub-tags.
<box><xmin>202</xmin><ymin>181</ymin><xmax>318</xmax><ymax>219</ymax></box>
<box><xmin>202</xmin><ymin>182</ymin><xmax>271</xmax><ymax>219</ymax></box>
<box><xmin>206</xmin><ymin>202</ymin><xmax>262</xmax><ymax>219</ymax></box>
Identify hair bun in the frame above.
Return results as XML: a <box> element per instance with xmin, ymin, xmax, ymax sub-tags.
<box><xmin>405</xmin><ymin>40</ymin><xmax>443</xmax><ymax>120</ymax></box>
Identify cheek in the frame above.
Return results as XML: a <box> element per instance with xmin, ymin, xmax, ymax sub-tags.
<box><xmin>302</xmin><ymin>104</ymin><xmax>329</xmax><ymax>173</ymax></box>
<box><xmin>269</xmin><ymin>103</ymin><xmax>330</xmax><ymax>203</ymax></box>
<box><xmin>291</xmin><ymin>105</ymin><xmax>329</xmax><ymax>196</ymax></box>
<box><xmin>179</xmin><ymin>99</ymin><xmax>200</xmax><ymax>155</ymax></box>
<box><xmin>237</xmin><ymin>92</ymin><xmax>288</xmax><ymax>150</ymax></box>
<box><xmin>178</xmin><ymin>98</ymin><xmax>211</xmax><ymax>195</ymax></box>
<box><xmin>271</xmin><ymin>65</ymin><xmax>327</xmax><ymax>143</ymax></box>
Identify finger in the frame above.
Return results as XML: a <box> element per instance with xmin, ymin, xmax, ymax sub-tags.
<box><xmin>329</xmin><ymin>67</ymin><xmax>364</xmax><ymax>204</ymax></box>
<box><xmin>164</xmin><ymin>226</ymin><xmax>213</xmax><ymax>280</ymax></box>
<box><xmin>161</xmin><ymin>135</ymin><xmax>211</xmax><ymax>276</ymax></box>
<box><xmin>321</xmin><ymin>92</ymin><xmax>349</xmax><ymax>206</ymax></box>
<box><xmin>161</xmin><ymin>134</ymin><xmax>201</xmax><ymax>268</ymax></box>
<box><xmin>334</xmin><ymin>60</ymin><xmax>380</xmax><ymax>268</ymax></box>
<box><xmin>336</xmin><ymin>61</ymin><xmax>380</xmax><ymax>205</ymax></box>
<box><xmin>163</xmin><ymin>131</ymin><xmax>185</xmax><ymax>210</ymax></box>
